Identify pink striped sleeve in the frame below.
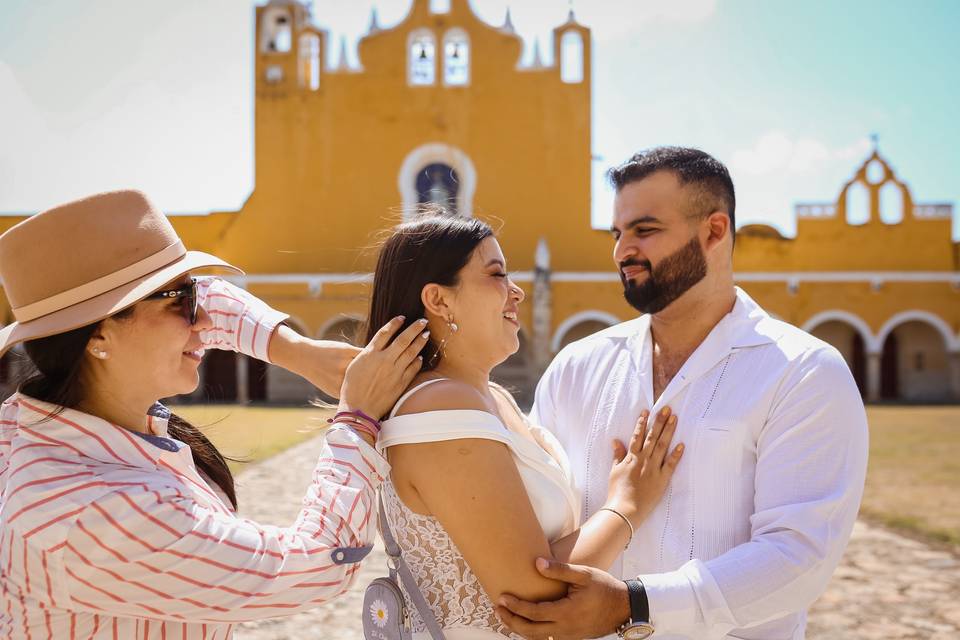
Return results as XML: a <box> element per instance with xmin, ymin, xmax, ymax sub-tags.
<box><xmin>60</xmin><ymin>426</ymin><xmax>388</xmax><ymax>623</ymax></box>
<box><xmin>0</xmin><ymin>398</ymin><xmax>18</xmax><ymax>496</ymax></box>
<box><xmin>195</xmin><ymin>277</ymin><xmax>289</xmax><ymax>363</ymax></box>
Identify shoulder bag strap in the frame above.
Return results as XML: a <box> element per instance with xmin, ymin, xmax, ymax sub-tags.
<box><xmin>379</xmin><ymin>493</ymin><xmax>448</xmax><ymax>640</ymax></box>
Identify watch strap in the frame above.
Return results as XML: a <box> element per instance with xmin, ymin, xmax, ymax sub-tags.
<box><xmin>624</xmin><ymin>579</ymin><xmax>650</xmax><ymax>624</ymax></box>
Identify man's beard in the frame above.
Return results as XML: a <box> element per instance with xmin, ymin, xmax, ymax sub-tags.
<box><xmin>620</xmin><ymin>236</ymin><xmax>708</xmax><ymax>314</ymax></box>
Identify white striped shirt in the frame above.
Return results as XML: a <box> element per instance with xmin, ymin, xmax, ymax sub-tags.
<box><xmin>0</xmin><ymin>277</ymin><xmax>389</xmax><ymax>639</ymax></box>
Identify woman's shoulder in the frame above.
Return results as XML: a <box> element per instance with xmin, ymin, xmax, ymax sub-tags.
<box><xmin>379</xmin><ymin>378</ymin><xmax>511</xmax><ymax>452</ymax></box>
<box><xmin>393</xmin><ymin>377</ymin><xmax>490</xmax><ymax>417</ymax></box>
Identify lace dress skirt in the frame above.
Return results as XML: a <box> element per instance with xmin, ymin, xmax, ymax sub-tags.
<box><xmin>383</xmin><ymin>480</ymin><xmax>523</xmax><ymax>639</ymax></box>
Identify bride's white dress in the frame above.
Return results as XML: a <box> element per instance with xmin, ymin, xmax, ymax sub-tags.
<box><xmin>377</xmin><ymin>379</ymin><xmax>581</xmax><ymax>639</ymax></box>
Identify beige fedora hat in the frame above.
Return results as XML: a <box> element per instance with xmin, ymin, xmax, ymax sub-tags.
<box><xmin>0</xmin><ymin>189</ymin><xmax>242</xmax><ymax>357</ymax></box>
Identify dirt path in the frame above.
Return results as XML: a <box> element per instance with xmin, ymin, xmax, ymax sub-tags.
<box><xmin>234</xmin><ymin>435</ymin><xmax>960</xmax><ymax>639</ymax></box>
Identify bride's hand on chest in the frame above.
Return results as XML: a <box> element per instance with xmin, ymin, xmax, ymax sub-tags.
<box><xmin>605</xmin><ymin>406</ymin><xmax>685</xmax><ymax>528</ymax></box>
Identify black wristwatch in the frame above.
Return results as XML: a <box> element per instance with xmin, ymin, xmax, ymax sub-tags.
<box><xmin>617</xmin><ymin>579</ymin><xmax>655</xmax><ymax>639</ymax></box>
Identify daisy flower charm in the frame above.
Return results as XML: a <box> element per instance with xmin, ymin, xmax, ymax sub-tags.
<box><xmin>370</xmin><ymin>599</ymin><xmax>389</xmax><ymax>628</ymax></box>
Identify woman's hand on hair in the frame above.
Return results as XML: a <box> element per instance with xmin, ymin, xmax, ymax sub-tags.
<box><xmin>338</xmin><ymin>317</ymin><xmax>429</xmax><ymax>419</ymax></box>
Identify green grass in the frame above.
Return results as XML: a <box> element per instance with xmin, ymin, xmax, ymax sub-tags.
<box><xmin>860</xmin><ymin>406</ymin><xmax>960</xmax><ymax>546</ymax></box>
<box><xmin>168</xmin><ymin>404</ymin><xmax>960</xmax><ymax>547</ymax></box>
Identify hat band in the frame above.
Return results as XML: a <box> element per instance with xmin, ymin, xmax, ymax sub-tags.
<box><xmin>12</xmin><ymin>241</ymin><xmax>187</xmax><ymax>323</ymax></box>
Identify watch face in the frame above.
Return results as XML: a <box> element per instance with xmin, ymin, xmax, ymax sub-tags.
<box><xmin>622</xmin><ymin>623</ymin><xmax>655</xmax><ymax>640</ymax></box>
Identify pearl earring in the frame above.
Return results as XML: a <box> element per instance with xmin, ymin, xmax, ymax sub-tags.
<box><xmin>92</xmin><ymin>348</ymin><xmax>108</xmax><ymax>359</ymax></box>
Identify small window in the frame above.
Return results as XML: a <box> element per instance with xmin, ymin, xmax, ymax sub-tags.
<box><xmin>261</xmin><ymin>9</ymin><xmax>292</xmax><ymax>54</ymax></box>
<box><xmin>430</xmin><ymin>0</ymin><xmax>451</xmax><ymax>13</ymax></box>
<box><xmin>443</xmin><ymin>29</ymin><xmax>469</xmax><ymax>86</ymax></box>
<box><xmin>299</xmin><ymin>34</ymin><xmax>320</xmax><ymax>90</ymax></box>
<box><xmin>265</xmin><ymin>65</ymin><xmax>284</xmax><ymax>84</ymax></box>
<box><xmin>409</xmin><ymin>30</ymin><xmax>436</xmax><ymax>86</ymax></box>
<box><xmin>865</xmin><ymin>159</ymin><xmax>886</xmax><ymax>184</ymax></box>
<box><xmin>560</xmin><ymin>31</ymin><xmax>584</xmax><ymax>84</ymax></box>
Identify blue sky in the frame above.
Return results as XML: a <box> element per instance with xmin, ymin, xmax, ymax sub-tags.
<box><xmin>1</xmin><ymin>0</ymin><xmax>957</xmax><ymax>240</ymax></box>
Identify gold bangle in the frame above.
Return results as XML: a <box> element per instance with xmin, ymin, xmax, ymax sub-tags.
<box><xmin>598</xmin><ymin>506</ymin><xmax>635</xmax><ymax>543</ymax></box>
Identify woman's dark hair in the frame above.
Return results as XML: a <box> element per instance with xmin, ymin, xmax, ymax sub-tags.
<box><xmin>17</xmin><ymin>308</ymin><xmax>238</xmax><ymax>509</ymax></box>
<box><xmin>365</xmin><ymin>209</ymin><xmax>494</xmax><ymax>370</ymax></box>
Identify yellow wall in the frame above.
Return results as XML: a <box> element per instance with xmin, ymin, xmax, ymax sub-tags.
<box><xmin>734</xmin><ymin>154</ymin><xmax>955</xmax><ymax>273</ymax></box>
<box><xmin>211</xmin><ymin>0</ymin><xmax>609</xmax><ymax>275</ymax></box>
<box><xmin>1</xmin><ymin>0</ymin><xmax>957</xmax><ymax>401</ymax></box>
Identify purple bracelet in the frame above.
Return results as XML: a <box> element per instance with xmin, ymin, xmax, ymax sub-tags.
<box><xmin>350</xmin><ymin>409</ymin><xmax>382</xmax><ymax>431</ymax></box>
<box><xmin>333</xmin><ymin>411</ymin><xmax>382</xmax><ymax>431</ymax></box>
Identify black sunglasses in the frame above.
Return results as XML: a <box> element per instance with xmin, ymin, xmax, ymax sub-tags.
<box><xmin>146</xmin><ymin>278</ymin><xmax>198</xmax><ymax>324</ymax></box>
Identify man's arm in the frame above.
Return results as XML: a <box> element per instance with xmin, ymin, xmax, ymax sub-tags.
<box><xmin>499</xmin><ymin>347</ymin><xmax>869</xmax><ymax>639</ymax></box>
<box><xmin>497</xmin><ymin>559</ymin><xmax>631</xmax><ymax>640</ymax></box>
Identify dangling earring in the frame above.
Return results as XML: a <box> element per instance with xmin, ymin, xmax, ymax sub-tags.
<box><xmin>440</xmin><ymin>317</ymin><xmax>459</xmax><ymax>359</ymax></box>
<box><xmin>428</xmin><ymin>316</ymin><xmax>458</xmax><ymax>367</ymax></box>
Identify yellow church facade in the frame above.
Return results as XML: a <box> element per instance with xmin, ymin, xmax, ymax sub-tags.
<box><xmin>2</xmin><ymin>0</ymin><xmax>958</xmax><ymax>404</ymax></box>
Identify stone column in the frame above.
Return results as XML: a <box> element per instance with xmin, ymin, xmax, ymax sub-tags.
<box><xmin>949</xmin><ymin>351</ymin><xmax>960</xmax><ymax>403</ymax></box>
<box><xmin>236</xmin><ymin>354</ymin><xmax>249</xmax><ymax>405</ymax></box>
<box><xmin>532</xmin><ymin>238</ymin><xmax>552</xmax><ymax>377</ymax></box>
<box><xmin>866</xmin><ymin>351</ymin><xmax>882</xmax><ymax>403</ymax></box>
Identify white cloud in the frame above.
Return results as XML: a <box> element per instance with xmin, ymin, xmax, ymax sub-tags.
<box><xmin>0</xmin><ymin>62</ymin><xmax>57</xmax><ymax>212</ymax></box>
<box><xmin>0</xmin><ymin>0</ymin><xmax>253</xmax><ymax>214</ymax></box>
<box><xmin>725</xmin><ymin>132</ymin><xmax>874</xmax><ymax>236</ymax></box>
<box><xmin>731</xmin><ymin>131</ymin><xmax>870</xmax><ymax>177</ymax></box>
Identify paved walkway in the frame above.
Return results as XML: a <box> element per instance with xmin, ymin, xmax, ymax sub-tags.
<box><xmin>234</xmin><ymin>435</ymin><xmax>960</xmax><ymax>640</ymax></box>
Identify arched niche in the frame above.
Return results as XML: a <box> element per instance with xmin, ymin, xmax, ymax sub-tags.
<box><xmin>443</xmin><ymin>28</ymin><xmax>470</xmax><ymax>86</ymax></box>
<box><xmin>408</xmin><ymin>29</ymin><xmax>437</xmax><ymax>86</ymax></box>
<box><xmin>398</xmin><ymin>143</ymin><xmax>477</xmax><ymax>218</ymax></box>
<box><xmin>845</xmin><ymin>181</ymin><xmax>870</xmax><ymax>225</ymax></box>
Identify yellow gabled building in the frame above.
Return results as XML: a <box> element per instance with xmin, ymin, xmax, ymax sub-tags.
<box><xmin>2</xmin><ymin>0</ymin><xmax>957</xmax><ymax>404</ymax></box>
<box><xmin>733</xmin><ymin>148</ymin><xmax>959</xmax><ymax>402</ymax></box>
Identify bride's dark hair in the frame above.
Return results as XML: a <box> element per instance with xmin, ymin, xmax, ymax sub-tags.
<box><xmin>365</xmin><ymin>208</ymin><xmax>493</xmax><ymax>371</ymax></box>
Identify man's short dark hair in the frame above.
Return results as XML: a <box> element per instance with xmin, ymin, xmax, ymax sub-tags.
<box><xmin>607</xmin><ymin>146</ymin><xmax>736</xmax><ymax>234</ymax></box>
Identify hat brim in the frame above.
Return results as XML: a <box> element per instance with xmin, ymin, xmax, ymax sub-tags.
<box><xmin>0</xmin><ymin>250</ymin><xmax>242</xmax><ymax>358</ymax></box>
